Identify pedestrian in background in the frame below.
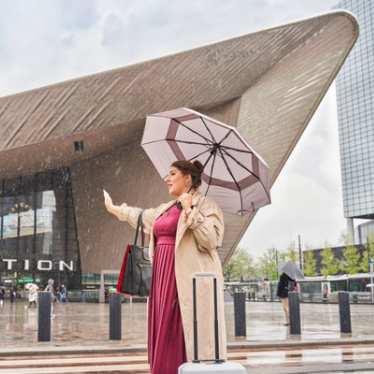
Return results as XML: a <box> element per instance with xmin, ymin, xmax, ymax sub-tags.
<box><xmin>60</xmin><ymin>285</ymin><xmax>67</xmax><ymax>303</ymax></box>
<box><xmin>0</xmin><ymin>288</ymin><xmax>5</xmax><ymax>307</ymax></box>
<box><xmin>276</xmin><ymin>272</ymin><xmax>297</xmax><ymax>326</ymax></box>
<box><xmin>10</xmin><ymin>287</ymin><xmax>16</xmax><ymax>303</ymax></box>
<box><xmin>44</xmin><ymin>279</ymin><xmax>56</xmax><ymax>318</ymax></box>
<box><xmin>26</xmin><ymin>284</ymin><xmax>39</xmax><ymax>308</ymax></box>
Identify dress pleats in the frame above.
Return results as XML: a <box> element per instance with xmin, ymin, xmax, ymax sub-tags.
<box><xmin>148</xmin><ymin>204</ymin><xmax>187</xmax><ymax>374</ymax></box>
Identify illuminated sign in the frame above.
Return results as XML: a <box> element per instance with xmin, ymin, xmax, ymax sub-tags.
<box><xmin>0</xmin><ymin>259</ymin><xmax>74</xmax><ymax>272</ymax></box>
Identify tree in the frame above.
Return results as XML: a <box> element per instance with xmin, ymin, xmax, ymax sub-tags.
<box><xmin>303</xmin><ymin>251</ymin><xmax>317</xmax><ymax>276</ymax></box>
<box><xmin>342</xmin><ymin>244</ymin><xmax>361</xmax><ymax>274</ymax></box>
<box><xmin>223</xmin><ymin>248</ymin><xmax>258</xmax><ymax>282</ymax></box>
<box><xmin>257</xmin><ymin>248</ymin><xmax>279</xmax><ymax>281</ymax></box>
<box><xmin>360</xmin><ymin>233</ymin><xmax>374</xmax><ymax>273</ymax></box>
<box><xmin>285</xmin><ymin>241</ymin><xmax>298</xmax><ymax>262</ymax></box>
<box><xmin>320</xmin><ymin>247</ymin><xmax>340</xmax><ymax>276</ymax></box>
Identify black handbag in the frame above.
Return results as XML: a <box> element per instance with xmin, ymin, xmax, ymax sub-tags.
<box><xmin>116</xmin><ymin>211</ymin><xmax>152</xmax><ymax>297</ymax></box>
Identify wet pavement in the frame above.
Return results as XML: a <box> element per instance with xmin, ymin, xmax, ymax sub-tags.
<box><xmin>1</xmin><ymin>301</ymin><xmax>374</xmax><ymax>347</ymax></box>
<box><xmin>1</xmin><ymin>301</ymin><xmax>374</xmax><ymax>373</ymax></box>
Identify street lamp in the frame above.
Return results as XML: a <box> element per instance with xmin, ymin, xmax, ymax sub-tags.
<box><xmin>298</xmin><ymin>234</ymin><xmax>303</xmax><ymax>270</ymax></box>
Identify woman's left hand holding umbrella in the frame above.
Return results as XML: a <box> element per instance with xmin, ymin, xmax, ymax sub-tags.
<box><xmin>177</xmin><ymin>191</ymin><xmax>193</xmax><ymax>214</ymax></box>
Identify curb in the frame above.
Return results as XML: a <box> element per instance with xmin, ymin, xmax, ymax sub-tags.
<box><xmin>2</xmin><ymin>337</ymin><xmax>374</xmax><ymax>357</ymax></box>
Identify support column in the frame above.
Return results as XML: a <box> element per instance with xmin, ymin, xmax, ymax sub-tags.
<box><xmin>346</xmin><ymin>218</ymin><xmax>355</xmax><ymax>244</ymax></box>
<box><xmin>99</xmin><ymin>271</ymin><xmax>105</xmax><ymax>303</ymax></box>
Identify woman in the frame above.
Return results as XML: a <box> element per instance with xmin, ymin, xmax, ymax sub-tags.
<box><xmin>104</xmin><ymin>160</ymin><xmax>226</xmax><ymax>374</ymax></box>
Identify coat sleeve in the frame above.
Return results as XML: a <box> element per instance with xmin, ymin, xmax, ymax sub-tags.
<box><xmin>185</xmin><ymin>198</ymin><xmax>224</xmax><ymax>253</ymax></box>
<box><xmin>117</xmin><ymin>202</ymin><xmax>168</xmax><ymax>235</ymax></box>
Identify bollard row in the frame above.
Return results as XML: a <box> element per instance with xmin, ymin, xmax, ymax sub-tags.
<box><xmin>232</xmin><ymin>290</ymin><xmax>353</xmax><ymax>338</ymax></box>
<box><xmin>36</xmin><ymin>292</ymin><xmax>123</xmax><ymax>342</ymax></box>
<box><xmin>37</xmin><ymin>290</ymin><xmax>353</xmax><ymax>342</ymax></box>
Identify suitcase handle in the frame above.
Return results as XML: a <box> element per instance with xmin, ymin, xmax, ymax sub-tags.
<box><xmin>192</xmin><ymin>272</ymin><xmax>224</xmax><ymax>364</ymax></box>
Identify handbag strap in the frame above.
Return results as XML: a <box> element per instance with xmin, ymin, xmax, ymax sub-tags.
<box><xmin>133</xmin><ymin>211</ymin><xmax>145</xmax><ymax>248</ymax></box>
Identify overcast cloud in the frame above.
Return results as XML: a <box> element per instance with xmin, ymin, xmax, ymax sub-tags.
<box><xmin>0</xmin><ymin>0</ymin><xmax>352</xmax><ymax>257</ymax></box>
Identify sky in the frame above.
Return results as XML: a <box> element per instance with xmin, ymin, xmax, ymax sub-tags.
<box><xmin>0</xmin><ymin>0</ymin><xmax>354</xmax><ymax>257</ymax></box>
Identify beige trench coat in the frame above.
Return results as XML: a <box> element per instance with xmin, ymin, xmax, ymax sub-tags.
<box><xmin>118</xmin><ymin>190</ymin><xmax>227</xmax><ymax>362</ymax></box>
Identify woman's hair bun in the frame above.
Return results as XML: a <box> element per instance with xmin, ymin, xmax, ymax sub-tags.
<box><xmin>192</xmin><ymin>160</ymin><xmax>204</xmax><ymax>174</ymax></box>
<box><xmin>170</xmin><ymin>159</ymin><xmax>203</xmax><ymax>188</ymax></box>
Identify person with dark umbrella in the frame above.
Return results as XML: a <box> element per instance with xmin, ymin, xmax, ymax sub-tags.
<box><xmin>276</xmin><ymin>272</ymin><xmax>297</xmax><ymax>325</ymax></box>
<box><xmin>276</xmin><ymin>261</ymin><xmax>303</xmax><ymax>326</ymax></box>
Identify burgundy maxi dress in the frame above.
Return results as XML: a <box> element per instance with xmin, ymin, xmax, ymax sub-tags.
<box><xmin>148</xmin><ymin>203</ymin><xmax>187</xmax><ymax>374</ymax></box>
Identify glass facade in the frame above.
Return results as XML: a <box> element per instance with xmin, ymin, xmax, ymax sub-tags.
<box><xmin>336</xmin><ymin>0</ymin><xmax>374</xmax><ymax>219</ymax></box>
<box><xmin>357</xmin><ymin>220</ymin><xmax>374</xmax><ymax>243</ymax></box>
<box><xmin>0</xmin><ymin>169</ymin><xmax>81</xmax><ymax>289</ymax></box>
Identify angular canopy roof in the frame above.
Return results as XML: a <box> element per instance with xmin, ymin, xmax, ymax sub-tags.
<box><xmin>0</xmin><ymin>11</ymin><xmax>358</xmax><ymax>263</ymax></box>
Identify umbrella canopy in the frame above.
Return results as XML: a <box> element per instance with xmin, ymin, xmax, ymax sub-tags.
<box><xmin>25</xmin><ymin>283</ymin><xmax>39</xmax><ymax>292</ymax></box>
<box><xmin>279</xmin><ymin>261</ymin><xmax>304</xmax><ymax>280</ymax></box>
<box><xmin>141</xmin><ymin>107</ymin><xmax>271</xmax><ymax>215</ymax></box>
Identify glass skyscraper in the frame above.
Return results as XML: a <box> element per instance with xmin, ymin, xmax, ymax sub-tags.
<box><xmin>336</xmin><ymin>0</ymin><xmax>374</xmax><ymax>241</ymax></box>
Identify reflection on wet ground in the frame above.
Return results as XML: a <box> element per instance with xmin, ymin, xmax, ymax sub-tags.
<box><xmin>1</xmin><ymin>301</ymin><xmax>374</xmax><ymax>347</ymax></box>
<box><xmin>2</xmin><ymin>343</ymin><xmax>374</xmax><ymax>373</ymax></box>
<box><xmin>243</xmin><ymin>344</ymin><xmax>374</xmax><ymax>365</ymax></box>
<box><xmin>237</xmin><ymin>343</ymin><xmax>374</xmax><ymax>373</ymax></box>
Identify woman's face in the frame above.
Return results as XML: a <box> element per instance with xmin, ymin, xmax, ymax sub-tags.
<box><xmin>164</xmin><ymin>166</ymin><xmax>192</xmax><ymax>197</ymax></box>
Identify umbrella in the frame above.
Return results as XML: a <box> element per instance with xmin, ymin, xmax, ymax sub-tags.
<box><xmin>141</xmin><ymin>107</ymin><xmax>271</xmax><ymax>215</ymax></box>
<box><xmin>25</xmin><ymin>283</ymin><xmax>39</xmax><ymax>292</ymax></box>
<box><xmin>279</xmin><ymin>261</ymin><xmax>304</xmax><ymax>280</ymax></box>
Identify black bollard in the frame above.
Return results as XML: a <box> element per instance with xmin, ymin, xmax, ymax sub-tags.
<box><xmin>38</xmin><ymin>292</ymin><xmax>52</xmax><ymax>342</ymax></box>
<box><xmin>288</xmin><ymin>291</ymin><xmax>301</xmax><ymax>335</ymax></box>
<box><xmin>234</xmin><ymin>292</ymin><xmax>246</xmax><ymax>337</ymax></box>
<box><xmin>109</xmin><ymin>293</ymin><xmax>122</xmax><ymax>340</ymax></box>
<box><xmin>338</xmin><ymin>291</ymin><xmax>352</xmax><ymax>333</ymax></box>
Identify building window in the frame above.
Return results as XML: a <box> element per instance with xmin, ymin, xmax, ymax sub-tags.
<box><xmin>0</xmin><ymin>169</ymin><xmax>81</xmax><ymax>289</ymax></box>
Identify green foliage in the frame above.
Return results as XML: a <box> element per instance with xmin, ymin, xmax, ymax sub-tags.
<box><xmin>303</xmin><ymin>251</ymin><xmax>317</xmax><ymax>276</ymax></box>
<box><xmin>360</xmin><ymin>233</ymin><xmax>374</xmax><ymax>273</ymax></box>
<box><xmin>342</xmin><ymin>245</ymin><xmax>361</xmax><ymax>274</ymax></box>
<box><xmin>257</xmin><ymin>248</ymin><xmax>279</xmax><ymax>281</ymax></box>
<box><xmin>277</xmin><ymin>250</ymin><xmax>288</xmax><ymax>264</ymax></box>
<box><xmin>223</xmin><ymin>248</ymin><xmax>258</xmax><ymax>282</ymax></box>
<box><xmin>285</xmin><ymin>241</ymin><xmax>298</xmax><ymax>263</ymax></box>
<box><xmin>320</xmin><ymin>247</ymin><xmax>340</xmax><ymax>276</ymax></box>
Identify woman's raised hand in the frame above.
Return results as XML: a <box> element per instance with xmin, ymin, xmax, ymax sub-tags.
<box><xmin>103</xmin><ymin>189</ymin><xmax>114</xmax><ymax>213</ymax></box>
<box><xmin>103</xmin><ymin>189</ymin><xmax>124</xmax><ymax>220</ymax></box>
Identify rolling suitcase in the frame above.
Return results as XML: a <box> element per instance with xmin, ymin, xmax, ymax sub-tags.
<box><xmin>178</xmin><ymin>272</ymin><xmax>246</xmax><ymax>374</ymax></box>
